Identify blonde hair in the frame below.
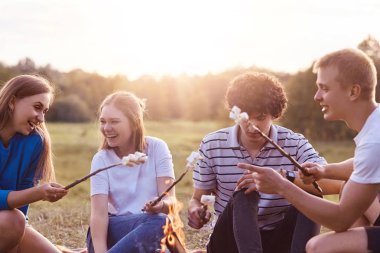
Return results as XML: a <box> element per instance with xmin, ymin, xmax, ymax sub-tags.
<box><xmin>0</xmin><ymin>75</ymin><xmax>55</xmax><ymax>183</ymax></box>
<box><xmin>99</xmin><ymin>91</ymin><xmax>146</xmax><ymax>152</ymax></box>
<box><xmin>313</xmin><ymin>48</ymin><xmax>377</xmax><ymax>100</ymax></box>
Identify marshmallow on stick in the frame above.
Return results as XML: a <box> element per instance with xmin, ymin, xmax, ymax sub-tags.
<box><xmin>64</xmin><ymin>151</ymin><xmax>148</xmax><ymax>190</ymax></box>
<box><xmin>201</xmin><ymin>195</ymin><xmax>215</xmax><ymax>207</ymax></box>
<box><xmin>147</xmin><ymin>151</ymin><xmax>203</xmax><ymax>208</ymax></box>
<box><xmin>230</xmin><ymin>105</ymin><xmax>323</xmax><ymax>194</ymax></box>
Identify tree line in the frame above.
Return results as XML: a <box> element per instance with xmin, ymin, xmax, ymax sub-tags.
<box><xmin>1</xmin><ymin>36</ymin><xmax>379</xmax><ymax>141</ymax></box>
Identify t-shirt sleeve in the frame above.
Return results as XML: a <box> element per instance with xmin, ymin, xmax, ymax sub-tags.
<box><xmin>154</xmin><ymin>139</ymin><xmax>175</xmax><ymax>179</ymax></box>
<box><xmin>351</xmin><ymin>143</ymin><xmax>380</xmax><ymax>184</ymax></box>
<box><xmin>90</xmin><ymin>153</ymin><xmax>110</xmax><ymax>196</ymax></box>
<box><xmin>295</xmin><ymin>134</ymin><xmax>326</xmax><ymax>166</ymax></box>
<box><xmin>193</xmin><ymin>140</ymin><xmax>216</xmax><ymax>190</ymax></box>
<box><xmin>0</xmin><ymin>134</ymin><xmax>42</xmax><ymax>211</ymax></box>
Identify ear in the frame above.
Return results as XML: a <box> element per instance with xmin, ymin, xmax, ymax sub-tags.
<box><xmin>349</xmin><ymin>84</ymin><xmax>361</xmax><ymax>101</ymax></box>
<box><xmin>8</xmin><ymin>95</ymin><xmax>16</xmax><ymax>112</ymax></box>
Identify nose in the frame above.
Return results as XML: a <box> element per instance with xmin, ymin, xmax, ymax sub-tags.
<box><xmin>103</xmin><ymin>122</ymin><xmax>113</xmax><ymax>132</ymax></box>
<box><xmin>36</xmin><ymin>111</ymin><xmax>45</xmax><ymax>123</ymax></box>
<box><xmin>314</xmin><ymin>89</ymin><xmax>322</xmax><ymax>102</ymax></box>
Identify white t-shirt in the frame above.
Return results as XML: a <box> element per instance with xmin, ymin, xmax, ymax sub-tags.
<box><xmin>351</xmin><ymin>105</ymin><xmax>380</xmax><ymax>184</ymax></box>
<box><xmin>90</xmin><ymin>136</ymin><xmax>175</xmax><ymax>215</ymax></box>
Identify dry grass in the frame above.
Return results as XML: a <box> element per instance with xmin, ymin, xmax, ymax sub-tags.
<box><xmin>28</xmin><ymin>121</ymin><xmax>354</xmax><ymax>250</ymax></box>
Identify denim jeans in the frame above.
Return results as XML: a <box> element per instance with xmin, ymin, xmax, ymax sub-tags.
<box><xmin>87</xmin><ymin>213</ymin><xmax>167</xmax><ymax>253</ymax></box>
<box><xmin>207</xmin><ymin>190</ymin><xmax>320</xmax><ymax>253</ymax></box>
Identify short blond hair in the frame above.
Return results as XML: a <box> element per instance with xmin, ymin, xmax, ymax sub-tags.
<box><xmin>313</xmin><ymin>48</ymin><xmax>377</xmax><ymax>100</ymax></box>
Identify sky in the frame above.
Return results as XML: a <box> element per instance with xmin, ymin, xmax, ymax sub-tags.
<box><xmin>1</xmin><ymin>0</ymin><xmax>380</xmax><ymax>80</ymax></box>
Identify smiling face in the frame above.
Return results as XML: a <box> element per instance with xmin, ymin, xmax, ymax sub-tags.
<box><xmin>99</xmin><ymin>103</ymin><xmax>133</xmax><ymax>155</ymax></box>
<box><xmin>9</xmin><ymin>92</ymin><xmax>51</xmax><ymax>136</ymax></box>
<box><xmin>314</xmin><ymin>66</ymin><xmax>352</xmax><ymax>121</ymax></box>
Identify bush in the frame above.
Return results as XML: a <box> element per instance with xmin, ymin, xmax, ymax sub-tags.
<box><xmin>47</xmin><ymin>94</ymin><xmax>93</xmax><ymax>122</ymax></box>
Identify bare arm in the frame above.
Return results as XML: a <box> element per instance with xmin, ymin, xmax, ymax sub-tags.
<box><xmin>90</xmin><ymin>194</ymin><xmax>109</xmax><ymax>253</ymax></box>
<box><xmin>301</xmin><ymin>158</ymin><xmax>354</xmax><ymax>184</ymax></box>
<box><xmin>7</xmin><ymin>183</ymin><xmax>67</xmax><ymax>208</ymax></box>
<box><xmin>292</xmin><ymin>173</ymin><xmax>343</xmax><ymax>195</ymax></box>
<box><xmin>237</xmin><ymin>163</ymin><xmax>379</xmax><ymax>232</ymax></box>
<box><xmin>144</xmin><ymin>177</ymin><xmax>176</xmax><ymax>214</ymax></box>
<box><xmin>187</xmin><ymin>188</ymin><xmax>213</xmax><ymax>229</ymax></box>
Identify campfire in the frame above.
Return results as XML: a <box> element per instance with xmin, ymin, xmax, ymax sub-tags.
<box><xmin>160</xmin><ymin>203</ymin><xmax>187</xmax><ymax>253</ymax></box>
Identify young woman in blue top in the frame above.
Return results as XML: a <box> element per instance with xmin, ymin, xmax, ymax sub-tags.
<box><xmin>0</xmin><ymin>75</ymin><xmax>67</xmax><ymax>253</ymax></box>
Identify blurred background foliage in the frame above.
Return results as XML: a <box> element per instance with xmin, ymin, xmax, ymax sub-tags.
<box><xmin>1</xmin><ymin>36</ymin><xmax>379</xmax><ymax>141</ymax></box>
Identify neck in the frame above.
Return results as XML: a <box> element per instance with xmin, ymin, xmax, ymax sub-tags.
<box><xmin>345</xmin><ymin>100</ymin><xmax>377</xmax><ymax>132</ymax></box>
<box><xmin>114</xmin><ymin>145</ymin><xmax>136</xmax><ymax>158</ymax></box>
<box><xmin>238</xmin><ymin>127</ymin><xmax>268</xmax><ymax>155</ymax></box>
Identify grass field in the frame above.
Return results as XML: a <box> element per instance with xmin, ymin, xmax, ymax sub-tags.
<box><xmin>28</xmin><ymin>121</ymin><xmax>355</xmax><ymax>250</ymax></box>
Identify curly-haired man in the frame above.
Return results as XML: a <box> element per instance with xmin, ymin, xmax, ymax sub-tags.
<box><xmin>188</xmin><ymin>72</ymin><xmax>339</xmax><ymax>253</ymax></box>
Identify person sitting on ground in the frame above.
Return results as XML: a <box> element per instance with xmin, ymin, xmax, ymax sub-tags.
<box><xmin>87</xmin><ymin>91</ymin><xmax>177</xmax><ymax>253</ymax></box>
<box><xmin>0</xmin><ymin>75</ymin><xmax>68</xmax><ymax>253</ymax></box>
<box><xmin>237</xmin><ymin>48</ymin><xmax>380</xmax><ymax>253</ymax></box>
<box><xmin>188</xmin><ymin>72</ymin><xmax>341</xmax><ymax>253</ymax></box>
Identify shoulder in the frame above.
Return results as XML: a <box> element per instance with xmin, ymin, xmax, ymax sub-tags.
<box><xmin>201</xmin><ymin>127</ymin><xmax>231</xmax><ymax>145</ymax></box>
<box><xmin>92</xmin><ymin>149</ymin><xmax>110</xmax><ymax>163</ymax></box>
<box><xmin>145</xmin><ymin>136</ymin><xmax>171</xmax><ymax>156</ymax></box>
<box><xmin>146</xmin><ymin>136</ymin><xmax>169</xmax><ymax>149</ymax></box>
<box><xmin>274</xmin><ymin>125</ymin><xmax>306</xmax><ymax>143</ymax></box>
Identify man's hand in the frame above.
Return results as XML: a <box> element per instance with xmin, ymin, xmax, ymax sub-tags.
<box><xmin>236</xmin><ymin>170</ymin><xmax>259</xmax><ymax>194</ymax></box>
<box><xmin>237</xmin><ymin>163</ymin><xmax>288</xmax><ymax>194</ymax></box>
<box><xmin>300</xmin><ymin>162</ymin><xmax>326</xmax><ymax>184</ymax></box>
<box><xmin>187</xmin><ymin>205</ymin><xmax>211</xmax><ymax>229</ymax></box>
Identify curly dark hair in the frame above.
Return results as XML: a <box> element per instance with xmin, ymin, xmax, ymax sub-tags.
<box><xmin>225</xmin><ymin>72</ymin><xmax>288</xmax><ymax>119</ymax></box>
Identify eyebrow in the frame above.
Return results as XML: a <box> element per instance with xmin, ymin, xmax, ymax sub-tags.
<box><xmin>34</xmin><ymin>101</ymin><xmax>48</xmax><ymax>108</ymax></box>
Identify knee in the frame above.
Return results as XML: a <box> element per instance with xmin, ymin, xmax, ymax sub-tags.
<box><xmin>232</xmin><ymin>189</ymin><xmax>259</xmax><ymax>205</ymax></box>
<box><xmin>0</xmin><ymin>209</ymin><xmax>26</xmax><ymax>248</ymax></box>
<box><xmin>306</xmin><ymin>236</ymin><xmax>325</xmax><ymax>253</ymax></box>
<box><xmin>0</xmin><ymin>209</ymin><xmax>26</xmax><ymax>235</ymax></box>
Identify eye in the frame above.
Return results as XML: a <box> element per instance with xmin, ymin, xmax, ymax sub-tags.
<box><xmin>253</xmin><ymin>114</ymin><xmax>266</xmax><ymax>121</ymax></box>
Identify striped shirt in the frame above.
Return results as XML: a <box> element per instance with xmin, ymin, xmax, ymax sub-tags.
<box><xmin>193</xmin><ymin>124</ymin><xmax>326</xmax><ymax>230</ymax></box>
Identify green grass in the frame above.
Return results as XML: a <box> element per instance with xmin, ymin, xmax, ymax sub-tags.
<box><xmin>28</xmin><ymin>121</ymin><xmax>355</xmax><ymax>249</ymax></box>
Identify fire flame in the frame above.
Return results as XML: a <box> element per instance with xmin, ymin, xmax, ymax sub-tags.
<box><xmin>160</xmin><ymin>201</ymin><xmax>186</xmax><ymax>253</ymax></box>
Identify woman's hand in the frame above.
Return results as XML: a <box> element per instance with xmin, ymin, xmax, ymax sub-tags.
<box><xmin>38</xmin><ymin>182</ymin><xmax>68</xmax><ymax>202</ymax></box>
<box><xmin>143</xmin><ymin>198</ymin><xmax>165</xmax><ymax>214</ymax></box>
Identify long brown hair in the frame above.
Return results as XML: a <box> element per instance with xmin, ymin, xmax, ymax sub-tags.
<box><xmin>0</xmin><ymin>75</ymin><xmax>55</xmax><ymax>183</ymax></box>
<box><xmin>99</xmin><ymin>91</ymin><xmax>146</xmax><ymax>152</ymax></box>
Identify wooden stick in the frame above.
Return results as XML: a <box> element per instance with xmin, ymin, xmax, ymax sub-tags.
<box><xmin>149</xmin><ymin>166</ymin><xmax>191</xmax><ymax>207</ymax></box>
<box><xmin>64</xmin><ymin>163</ymin><xmax>122</xmax><ymax>190</ymax></box>
<box><xmin>249</xmin><ymin>123</ymin><xmax>323</xmax><ymax>194</ymax></box>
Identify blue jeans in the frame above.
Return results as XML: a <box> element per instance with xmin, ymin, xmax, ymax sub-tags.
<box><xmin>207</xmin><ymin>190</ymin><xmax>320</xmax><ymax>253</ymax></box>
<box><xmin>87</xmin><ymin>213</ymin><xmax>167</xmax><ymax>253</ymax></box>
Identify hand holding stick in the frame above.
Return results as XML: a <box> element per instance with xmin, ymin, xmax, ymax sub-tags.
<box><xmin>64</xmin><ymin>152</ymin><xmax>148</xmax><ymax>190</ymax></box>
<box><xmin>199</xmin><ymin>194</ymin><xmax>215</xmax><ymax>223</ymax></box>
<box><xmin>230</xmin><ymin>106</ymin><xmax>323</xmax><ymax>195</ymax></box>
